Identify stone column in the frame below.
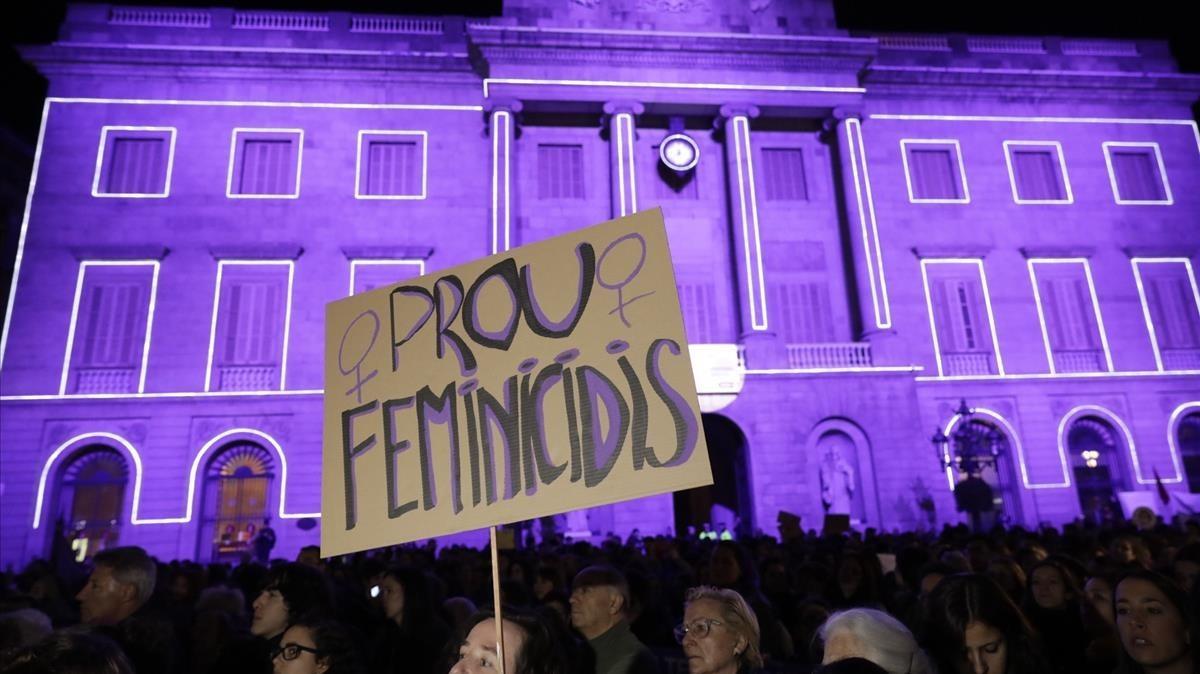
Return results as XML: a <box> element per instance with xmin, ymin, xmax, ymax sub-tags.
<box><xmin>603</xmin><ymin>101</ymin><xmax>645</xmax><ymax>219</ymax></box>
<box><xmin>485</xmin><ymin>99</ymin><xmax>522</xmax><ymax>254</ymax></box>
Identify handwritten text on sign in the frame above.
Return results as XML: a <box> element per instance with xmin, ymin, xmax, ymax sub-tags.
<box><xmin>321</xmin><ymin>209</ymin><xmax>712</xmax><ymax>555</ymax></box>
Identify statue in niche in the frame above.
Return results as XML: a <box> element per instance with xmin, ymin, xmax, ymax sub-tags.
<box><xmin>819</xmin><ymin>436</ymin><xmax>855</xmax><ymax>515</ymax></box>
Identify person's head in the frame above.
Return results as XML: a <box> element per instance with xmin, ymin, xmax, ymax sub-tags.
<box><xmin>916</xmin><ymin>562</ymin><xmax>955</xmax><ymax>597</ymax></box>
<box><xmin>377</xmin><ymin>565</ymin><xmax>437</xmax><ymax>631</ymax></box>
<box><xmin>1114</xmin><ymin>571</ymin><xmax>1197</xmax><ymax>673</ymax></box>
<box><xmin>1172</xmin><ymin>543</ymin><xmax>1200</xmax><ymax>594</ymax></box>
<box><xmin>818</xmin><ymin>608</ymin><xmax>932</xmax><ymax>674</ymax></box>
<box><xmin>449</xmin><ymin>608</ymin><xmax>566</xmax><ymax>674</ymax></box>
<box><xmin>252</xmin><ymin>563</ymin><xmax>333</xmax><ymax>639</ymax></box>
<box><xmin>1</xmin><ymin>628</ymin><xmax>134</xmax><ymax>674</ymax></box>
<box><xmin>272</xmin><ymin>620</ymin><xmax>362</xmax><ymax>674</ymax></box>
<box><xmin>1027</xmin><ymin>560</ymin><xmax>1079</xmax><ymax>611</ymax></box>
<box><xmin>76</xmin><ymin>546</ymin><xmax>156</xmax><ymax>626</ymax></box>
<box><xmin>1085</xmin><ymin>575</ymin><xmax>1116</xmax><ymax>627</ymax></box>
<box><xmin>569</xmin><ymin>565</ymin><xmax>630</xmax><ymax>639</ymax></box>
<box><xmin>297</xmin><ymin>546</ymin><xmax>323</xmax><ymax>569</ymax></box>
<box><xmin>709</xmin><ymin>542</ymin><xmax>753</xmax><ymax>589</ymax></box>
<box><xmin>921</xmin><ymin>574</ymin><xmax>1047</xmax><ymax>674</ymax></box>
<box><xmin>678</xmin><ymin>586</ymin><xmax>763</xmax><ymax>674</ymax></box>
<box><xmin>1111</xmin><ymin>536</ymin><xmax>1150</xmax><ymax>568</ymax></box>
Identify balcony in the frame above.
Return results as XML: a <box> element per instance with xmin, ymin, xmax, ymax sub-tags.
<box><xmin>1164</xmin><ymin>349</ymin><xmax>1200</xmax><ymax>371</ymax></box>
<box><xmin>216</xmin><ymin>365</ymin><xmax>279</xmax><ymax>392</ymax></box>
<box><xmin>786</xmin><ymin>343</ymin><xmax>872</xmax><ymax>369</ymax></box>
<box><xmin>1053</xmin><ymin>349</ymin><xmax>1105</xmax><ymax>373</ymax></box>
<box><xmin>943</xmin><ymin>352</ymin><xmax>995</xmax><ymax>376</ymax></box>
<box><xmin>72</xmin><ymin>367</ymin><xmax>136</xmax><ymax>394</ymax></box>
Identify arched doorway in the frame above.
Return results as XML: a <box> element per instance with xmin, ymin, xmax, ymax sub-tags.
<box><xmin>1179</xmin><ymin>412</ymin><xmax>1200</xmax><ymax>493</ymax></box>
<box><xmin>54</xmin><ymin>446</ymin><xmax>129</xmax><ymax>560</ymax></box>
<box><xmin>1068</xmin><ymin>417</ymin><xmax>1127</xmax><ymax>524</ymax></box>
<box><xmin>199</xmin><ymin>441</ymin><xmax>274</xmax><ymax>562</ymax></box>
<box><xmin>949</xmin><ymin>419</ymin><xmax>1022</xmax><ymax>529</ymax></box>
<box><xmin>673</xmin><ymin>414</ymin><xmax>752</xmax><ymax>538</ymax></box>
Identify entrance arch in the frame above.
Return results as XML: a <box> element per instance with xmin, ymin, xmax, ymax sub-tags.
<box><xmin>198</xmin><ymin>441</ymin><xmax>275</xmax><ymax>562</ymax></box>
<box><xmin>673</xmin><ymin>414</ymin><xmax>752</xmax><ymax>537</ymax></box>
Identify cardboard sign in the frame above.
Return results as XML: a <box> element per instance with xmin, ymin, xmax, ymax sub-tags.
<box><xmin>322</xmin><ymin>209</ymin><xmax>713</xmax><ymax>555</ymax></box>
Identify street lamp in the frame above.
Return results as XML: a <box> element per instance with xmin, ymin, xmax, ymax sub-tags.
<box><xmin>932</xmin><ymin>399</ymin><xmax>1005</xmax><ymax>477</ymax></box>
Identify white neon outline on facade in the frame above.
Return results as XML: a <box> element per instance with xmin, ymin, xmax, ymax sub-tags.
<box><xmin>621</xmin><ymin>113</ymin><xmax>638</xmax><ymax>214</ymax></box>
<box><xmin>47</xmin><ymin>96</ymin><xmax>483</xmax><ymax>112</ymax></box>
<box><xmin>91</xmin><ymin>126</ymin><xmax>178</xmax><ymax>198</ymax></box>
<box><xmin>225</xmin><ymin>128</ymin><xmax>305</xmax><ymax>199</ymax></box>
<box><xmin>203</xmin><ymin>260</ymin><xmax>295</xmax><ymax>393</ymax></box>
<box><xmin>659</xmin><ymin>133</ymin><xmax>700</xmax><ymax>172</ymax></box>
<box><xmin>1002</xmin><ymin>140</ymin><xmax>1073</xmax><ymax>204</ymax></box>
<box><xmin>616</xmin><ymin>113</ymin><xmax>628</xmax><ymax>217</ymax></box>
<box><xmin>482</xmin><ymin>77</ymin><xmax>866</xmax><ymax>98</ymax></box>
<box><xmin>1101</xmin><ymin>141</ymin><xmax>1174</xmax><ymax>205</ymax></box>
<box><xmin>730</xmin><ymin>116</ymin><xmax>768</xmax><ymax>331</ymax></box>
<box><xmin>1168</xmin><ymin>402</ymin><xmax>1200</xmax><ymax>487</ymax></box>
<box><xmin>1058</xmin><ymin>404</ymin><xmax>1159</xmax><ymax>486</ymax></box>
<box><xmin>58</xmin><ymin>261</ymin><xmax>161</xmax><ymax>396</ymax></box>
<box><xmin>490</xmin><ymin>110</ymin><xmax>512</xmax><ymax>254</ymax></box>
<box><xmin>348</xmin><ymin>259</ymin><xmax>427</xmax><ymax>297</ymax></box>
<box><xmin>844</xmin><ymin>118</ymin><xmax>892</xmax><ymax>329</ymax></box>
<box><xmin>1131</xmin><ymin>257</ymin><xmax>1200</xmax><ymax>373</ymax></box>
<box><xmin>32</xmin><ymin>432</ymin><xmax>146</xmax><ymax>529</ymax></box>
<box><xmin>915</xmin><ymin>369</ymin><xmax>1200</xmax><ymax>382</ymax></box>
<box><xmin>1026</xmin><ymin>258</ymin><xmax>1115</xmax><ymax>374</ymax></box>
<box><xmin>919</xmin><ymin>258</ymin><xmax>1006</xmax><ymax>377</ymax></box>
<box><xmin>354</xmin><ymin>129</ymin><xmax>429</xmax><ymax>200</ymax></box>
<box><xmin>942</xmin><ymin>406</ymin><xmax>1066</xmax><ymax>491</ymax></box>
<box><xmin>743</xmin><ymin>366</ymin><xmax>923</xmax><ymax>375</ymax></box>
<box><xmin>900</xmin><ymin>139</ymin><xmax>971</xmax><ymax>204</ymax></box>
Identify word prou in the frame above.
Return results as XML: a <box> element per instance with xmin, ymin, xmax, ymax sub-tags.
<box><xmin>338</xmin><ymin>338</ymin><xmax>698</xmax><ymax>531</ymax></box>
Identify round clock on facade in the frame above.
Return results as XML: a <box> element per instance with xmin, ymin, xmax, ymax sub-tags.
<box><xmin>659</xmin><ymin>133</ymin><xmax>700</xmax><ymax>172</ymax></box>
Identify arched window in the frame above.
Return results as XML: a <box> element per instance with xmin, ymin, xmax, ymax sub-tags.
<box><xmin>1179</xmin><ymin>412</ymin><xmax>1200</xmax><ymax>493</ymax></box>
<box><xmin>1069</xmin><ymin>417</ymin><xmax>1126</xmax><ymax>524</ymax></box>
<box><xmin>56</xmin><ymin>446</ymin><xmax>129</xmax><ymax>560</ymax></box>
<box><xmin>200</xmin><ymin>441</ymin><xmax>273</xmax><ymax>562</ymax></box>
<box><xmin>950</xmin><ymin>420</ymin><xmax>1021</xmax><ymax>529</ymax></box>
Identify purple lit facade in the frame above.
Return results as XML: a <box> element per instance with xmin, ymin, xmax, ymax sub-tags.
<box><xmin>3</xmin><ymin>0</ymin><xmax>1200</xmax><ymax>566</ymax></box>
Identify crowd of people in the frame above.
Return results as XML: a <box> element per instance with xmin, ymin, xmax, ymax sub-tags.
<box><xmin>2</xmin><ymin>516</ymin><xmax>1199</xmax><ymax>674</ymax></box>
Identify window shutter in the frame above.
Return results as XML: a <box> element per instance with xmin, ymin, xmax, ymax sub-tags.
<box><xmin>909</xmin><ymin>149</ymin><xmax>958</xmax><ymax>199</ymax></box>
<box><xmin>1013</xmin><ymin>149</ymin><xmax>1062</xmax><ymax>200</ymax></box>
<box><xmin>537</xmin><ymin>145</ymin><xmax>584</xmax><ymax>199</ymax></box>
<box><xmin>1148</xmin><ymin>276</ymin><xmax>1200</xmax><ymax>348</ymax></box>
<box><xmin>762</xmin><ymin>149</ymin><xmax>807</xmax><ymax>201</ymax></box>
<box><xmin>1112</xmin><ymin>151</ymin><xmax>1164</xmax><ymax>201</ymax></box>
<box><xmin>931</xmin><ymin>279</ymin><xmax>960</xmax><ymax>352</ymax></box>
<box><xmin>367</xmin><ymin>140</ymin><xmax>419</xmax><ymax>196</ymax></box>
<box><xmin>677</xmin><ymin>283</ymin><xmax>717</xmax><ymax>343</ymax></box>
<box><xmin>80</xmin><ymin>283</ymin><xmax>144</xmax><ymax>367</ymax></box>
<box><xmin>239</xmin><ymin>140</ymin><xmax>293</xmax><ymax>195</ymax></box>
<box><xmin>107</xmin><ymin>138</ymin><xmax>166</xmax><ymax>194</ymax></box>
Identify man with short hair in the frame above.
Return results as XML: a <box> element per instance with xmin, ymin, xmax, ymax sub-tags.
<box><xmin>570</xmin><ymin>565</ymin><xmax>659</xmax><ymax>674</ymax></box>
<box><xmin>77</xmin><ymin>546</ymin><xmax>178</xmax><ymax>674</ymax></box>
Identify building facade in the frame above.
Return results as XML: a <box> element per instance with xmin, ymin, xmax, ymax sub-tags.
<box><xmin>2</xmin><ymin>0</ymin><xmax>1200</xmax><ymax>566</ymax></box>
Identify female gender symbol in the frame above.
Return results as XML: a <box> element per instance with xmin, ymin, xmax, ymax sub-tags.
<box><xmin>338</xmin><ymin>310</ymin><xmax>380</xmax><ymax>404</ymax></box>
<box><xmin>597</xmin><ymin>232</ymin><xmax>655</xmax><ymax>328</ymax></box>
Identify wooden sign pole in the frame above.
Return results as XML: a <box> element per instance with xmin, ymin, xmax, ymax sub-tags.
<box><xmin>490</xmin><ymin>525</ymin><xmax>506</xmax><ymax>674</ymax></box>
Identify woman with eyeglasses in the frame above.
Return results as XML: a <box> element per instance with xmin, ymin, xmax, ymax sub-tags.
<box><xmin>272</xmin><ymin>619</ymin><xmax>363</xmax><ymax>674</ymax></box>
<box><xmin>676</xmin><ymin>586</ymin><xmax>764</xmax><ymax>674</ymax></box>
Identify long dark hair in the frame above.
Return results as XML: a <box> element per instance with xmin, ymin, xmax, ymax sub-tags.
<box><xmin>919</xmin><ymin>574</ymin><xmax>1051</xmax><ymax>674</ymax></box>
<box><xmin>286</xmin><ymin>619</ymin><xmax>363</xmax><ymax>674</ymax></box>
<box><xmin>379</xmin><ymin>564</ymin><xmax>445</xmax><ymax>634</ymax></box>
<box><xmin>0</xmin><ymin>628</ymin><xmax>134</xmax><ymax>674</ymax></box>
<box><xmin>1113</xmin><ymin>571</ymin><xmax>1198</xmax><ymax>674</ymax></box>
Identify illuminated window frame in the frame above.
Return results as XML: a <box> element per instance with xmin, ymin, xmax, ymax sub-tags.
<box><xmin>941</xmin><ymin>406</ymin><xmax>1064</xmax><ymax>491</ymax></box>
<box><xmin>1102</xmin><ymin>141</ymin><xmax>1173</xmax><ymax>206</ymax></box>
<box><xmin>1026</xmin><ymin>258</ymin><xmax>1114</xmax><ymax>374</ymax></box>
<box><xmin>348</xmin><ymin>259</ymin><xmax>427</xmax><ymax>297</ymax></box>
<box><xmin>919</xmin><ymin>258</ymin><xmax>1005</xmax><ymax>377</ymax></box>
<box><xmin>91</xmin><ymin>126</ymin><xmax>177</xmax><ymax>198</ymax></box>
<box><xmin>203</xmin><ymin>260</ymin><xmax>295</xmax><ymax>392</ymax></box>
<box><xmin>1168</xmin><ymin>401</ymin><xmax>1199</xmax><ymax>485</ymax></box>
<box><xmin>32</xmin><ymin>432</ymin><xmax>145</xmax><ymax>529</ymax></box>
<box><xmin>1058</xmin><ymin>404</ymin><xmax>1153</xmax><ymax>485</ymax></box>
<box><xmin>1130</xmin><ymin>257</ymin><xmax>1200</xmax><ymax>372</ymax></box>
<box><xmin>900</xmin><ymin>139</ymin><xmax>970</xmax><ymax>204</ymax></box>
<box><xmin>1002</xmin><ymin>140</ymin><xmax>1073</xmax><ymax>205</ymax></box>
<box><xmin>225</xmin><ymin>128</ymin><xmax>304</xmax><ymax>199</ymax></box>
<box><xmin>58</xmin><ymin>261</ymin><xmax>161</xmax><ymax>396</ymax></box>
<box><xmin>354</xmin><ymin>130</ymin><xmax>428</xmax><ymax>200</ymax></box>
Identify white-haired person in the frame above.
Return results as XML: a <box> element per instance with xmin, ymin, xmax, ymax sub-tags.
<box><xmin>676</xmin><ymin>585</ymin><xmax>764</xmax><ymax>674</ymax></box>
<box><xmin>818</xmin><ymin>608</ymin><xmax>933</xmax><ymax>674</ymax></box>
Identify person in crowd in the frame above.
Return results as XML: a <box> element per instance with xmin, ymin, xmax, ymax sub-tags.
<box><xmin>1023</xmin><ymin>559</ymin><xmax>1088</xmax><ymax>674</ymax></box>
<box><xmin>449</xmin><ymin>607</ymin><xmax>569</xmax><ymax>674</ymax></box>
<box><xmin>272</xmin><ymin>619</ymin><xmax>363</xmax><ymax>674</ymax></box>
<box><xmin>817</xmin><ymin>608</ymin><xmax>932</xmax><ymax>674</ymax></box>
<box><xmin>920</xmin><ymin>574</ymin><xmax>1052</xmax><ymax>674</ymax></box>
<box><xmin>1</xmin><ymin>628</ymin><xmax>134</xmax><ymax>674</ymax></box>
<box><xmin>813</xmin><ymin>658</ymin><xmax>889</xmax><ymax>674</ymax></box>
<box><xmin>568</xmin><ymin>565</ymin><xmax>658</xmax><ymax>674</ymax></box>
<box><xmin>707</xmin><ymin>541</ymin><xmax>792</xmax><ymax>660</ymax></box>
<box><xmin>77</xmin><ymin>546</ymin><xmax>180</xmax><ymax>674</ymax></box>
<box><xmin>0</xmin><ymin>608</ymin><xmax>52</xmax><ymax>651</ymax></box>
<box><xmin>371</xmin><ymin>565</ymin><xmax>451</xmax><ymax>674</ymax></box>
<box><xmin>1113</xmin><ymin>571</ymin><xmax>1197</xmax><ymax>674</ymax></box>
<box><xmin>1171</xmin><ymin>543</ymin><xmax>1200</xmax><ymax>595</ymax></box>
<box><xmin>217</xmin><ymin>562</ymin><xmax>335</xmax><ymax>674</ymax></box>
<box><xmin>676</xmin><ymin>585</ymin><xmax>763</xmax><ymax>674</ymax></box>
<box><xmin>297</xmin><ymin>547</ymin><xmax>324</xmax><ymax>571</ymax></box>
<box><xmin>1110</xmin><ymin>536</ymin><xmax>1152</xmax><ymax>570</ymax></box>
<box><xmin>983</xmin><ymin>558</ymin><xmax>1026</xmax><ymax>606</ymax></box>
<box><xmin>253</xmin><ymin>521</ymin><xmax>277</xmax><ymax>566</ymax></box>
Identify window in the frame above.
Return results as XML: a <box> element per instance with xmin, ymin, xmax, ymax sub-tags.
<box><xmin>922</xmin><ymin>261</ymin><xmax>1000</xmax><ymax>376</ymax></box>
<box><xmin>1068</xmin><ymin>417</ymin><xmax>1126</xmax><ymax>524</ymax></box>
<box><xmin>349</xmin><ymin>260</ymin><xmax>426</xmax><ymax>296</ymax></box>
<box><xmin>207</xmin><ymin>262</ymin><xmax>292</xmax><ymax>391</ymax></box>
<box><xmin>227</xmin><ymin>128</ymin><xmax>303</xmax><ymax>198</ymax></box>
<box><xmin>901</xmin><ymin>140</ymin><xmax>969</xmax><ymax>203</ymax></box>
<box><xmin>1134</xmin><ymin>259</ymin><xmax>1200</xmax><ymax>370</ymax></box>
<box><xmin>677</xmin><ymin>282</ymin><xmax>719</xmax><ymax>344</ymax></box>
<box><xmin>92</xmin><ymin>127</ymin><xmax>176</xmax><ymax>197</ymax></box>
<box><xmin>761</xmin><ymin>148</ymin><xmax>807</xmax><ymax>201</ymax></box>
<box><xmin>55</xmin><ymin>447</ymin><xmax>129</xmax><ymax>561</ymax></box>
<box><xmin>201</xmin><ymin>442</ymin><xmax>273</xmax><ymax>562</ymax></box>
<box><xmin>356</xmin><ymin>130</ymin><xmax>427</xmax><ymax>199</ymax></box>
<box><xmin>1103</xmin><ymin>142</ymin><xmax>1172</xmax><ymax>204</ymax></box>
<box><xmin>63</xmin><ymin>263</ymin><xmax>157</xmax><ymax>394</ymax></box>
<box><xmin>769</xmin><ymin>281</ymin><xmax>833</xmax><ymax>343</ymax></box>
<box><xmin>1029</xmin><ymin>260</ymin><xmax>1109</xmax><ymax>373</ymax></box>
<box><xmin>1179</xmin><ymin>412</ymin><xmax>1200</xmax><ymax>494</ymax></box>
<box><xmin>537</xmin><ymin>144</ymin><xmax>584</xmax><ymax>199</ymax></box>
<box><xmin>1004</xmin><ymin>141</ymin><xmax>1071</xmax><ymax>203</ymax></box>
